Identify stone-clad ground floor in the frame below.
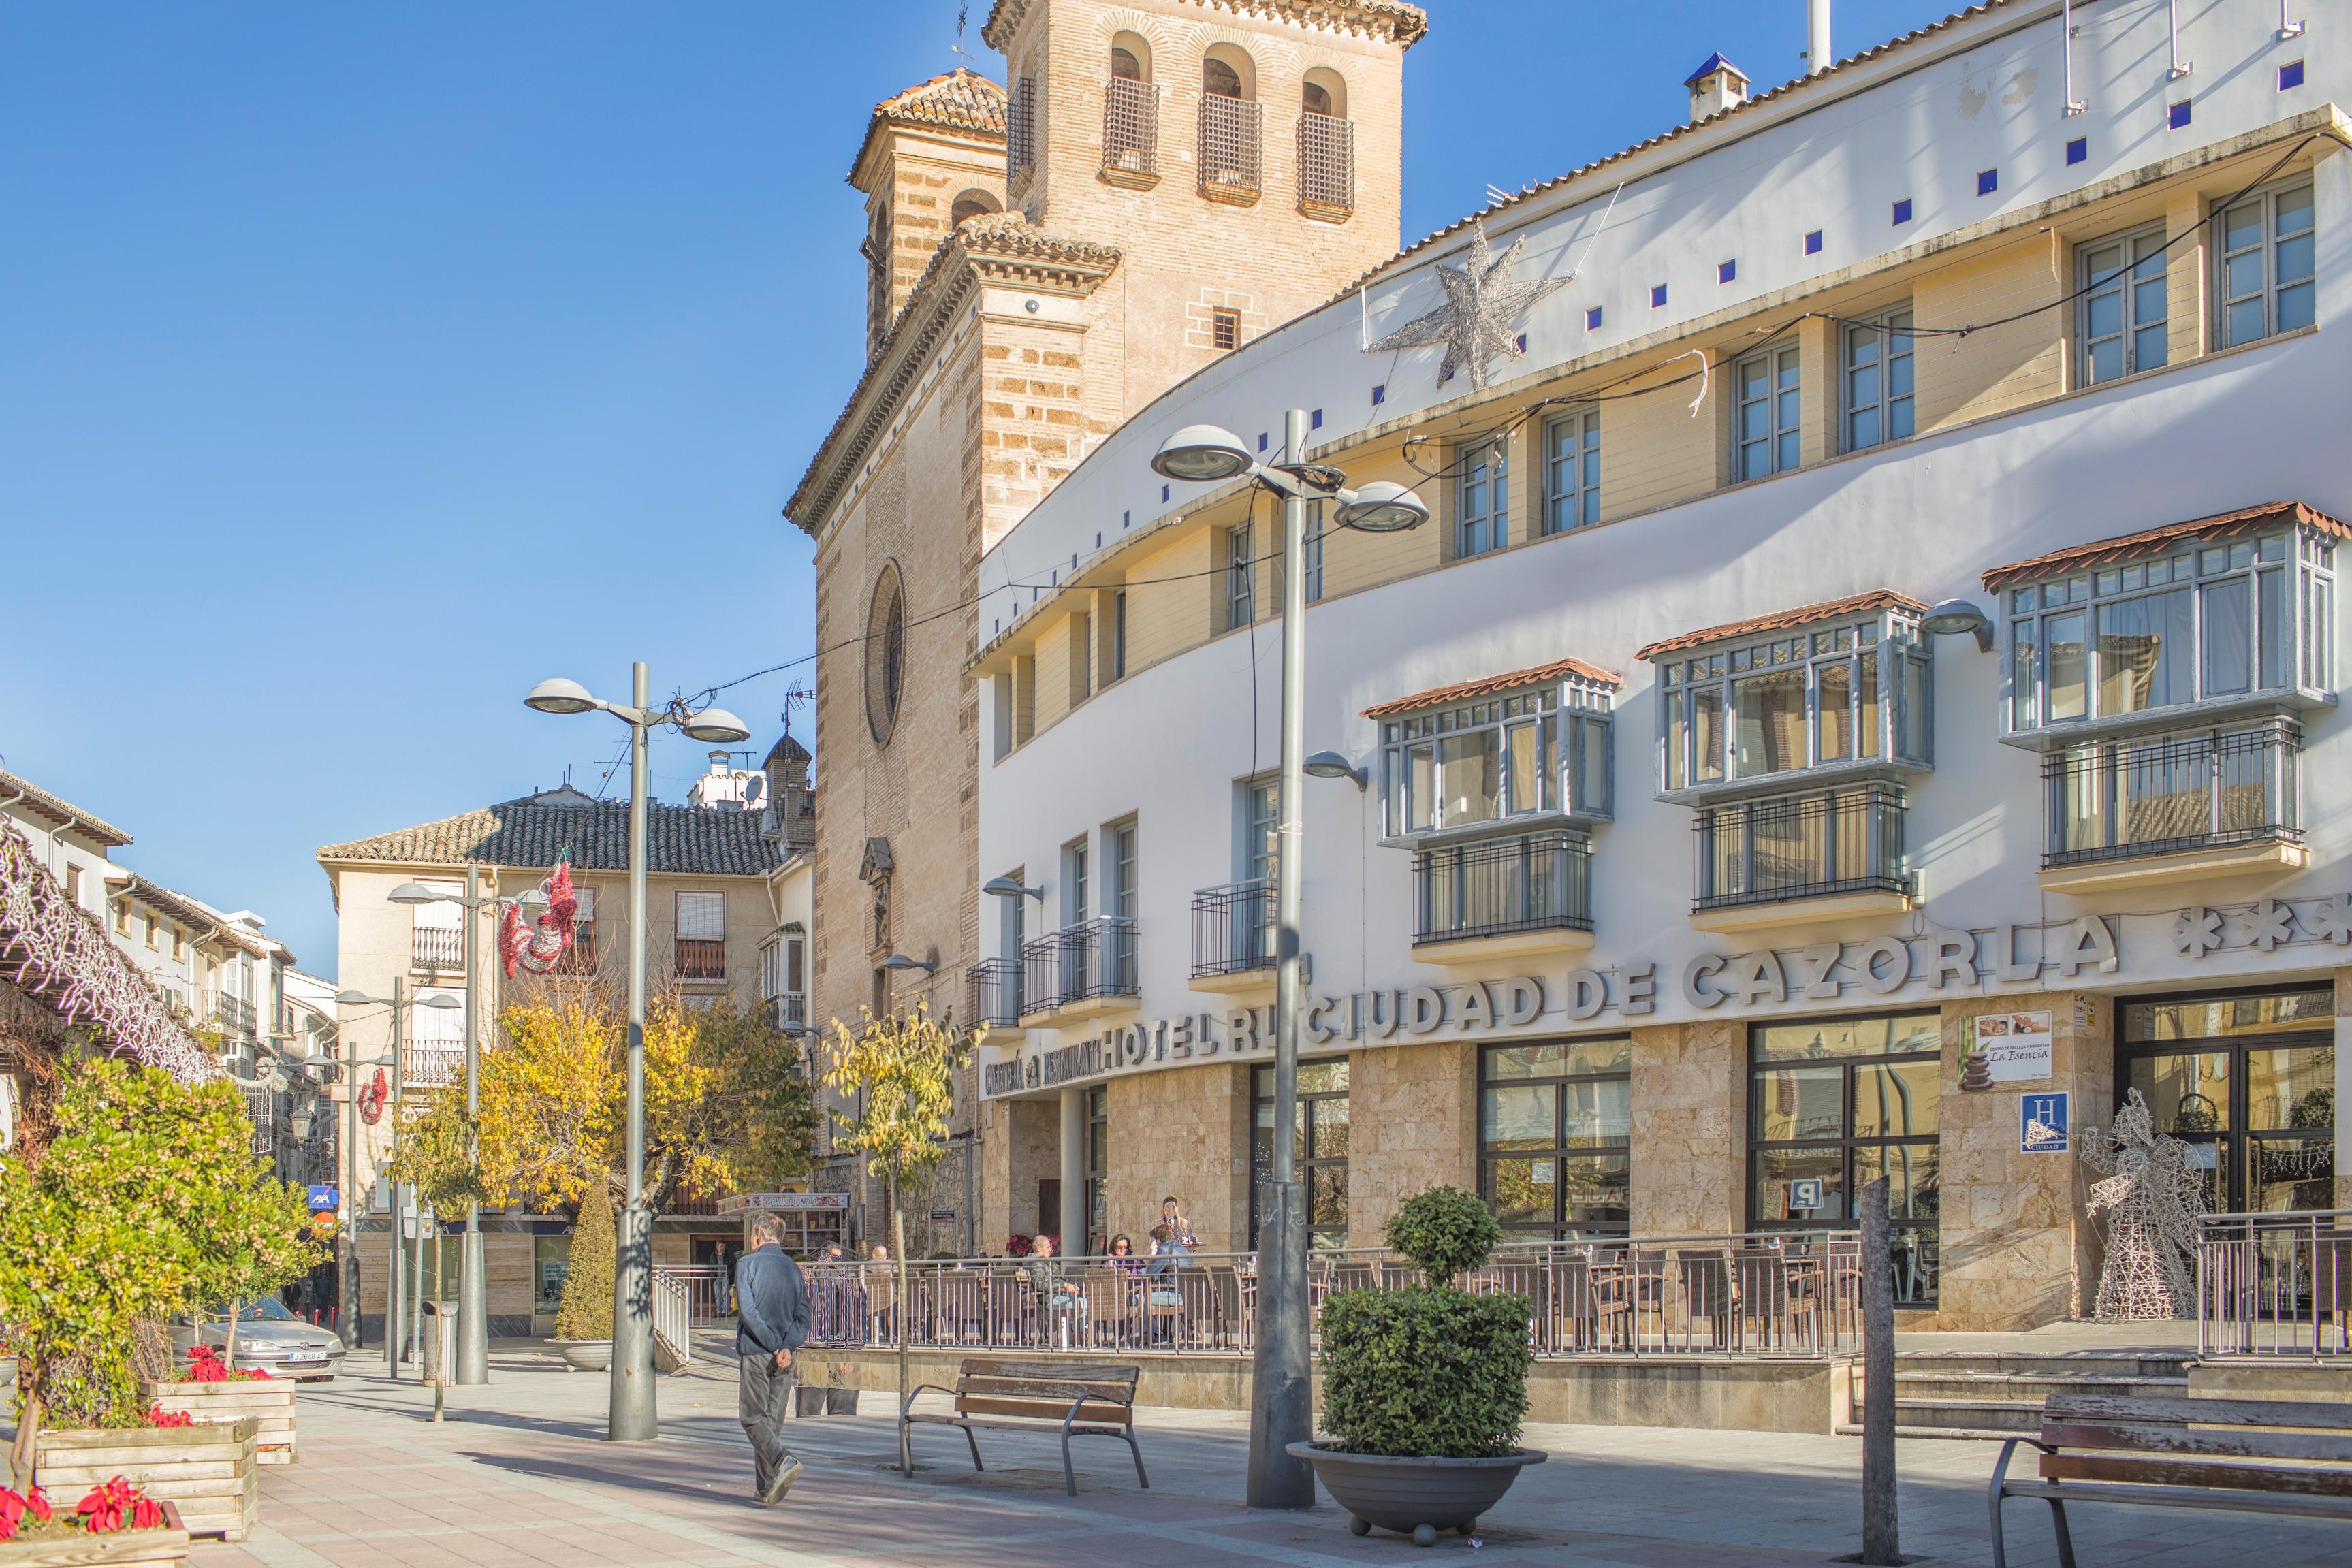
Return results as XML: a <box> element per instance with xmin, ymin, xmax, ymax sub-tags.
<box><xmin>981</xmin><ymin>976</ymin><xmax>2348</xmax><ymax>1332</ymax></box>
<box><xmin>176</xmin><ymin>1342</ymin><xmax>2347</xmax><ymax>1568</ymax></box>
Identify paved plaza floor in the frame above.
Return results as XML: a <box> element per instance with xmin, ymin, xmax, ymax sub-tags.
<box><xmin>184</xmin><ymin>1342</ymin><xmax>2344</xmax><ymax>1568</ymax></box>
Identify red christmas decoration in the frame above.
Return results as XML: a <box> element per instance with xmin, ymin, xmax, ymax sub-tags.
<box><xmin>500</xmin><ymin>859</ymin><xmax>579</xmax><ymax>977</ymax></box>
<box><xmin>359</xmin><ymin>1066</ymin><xmax>388</xmax><ymax>1125</ymax></box>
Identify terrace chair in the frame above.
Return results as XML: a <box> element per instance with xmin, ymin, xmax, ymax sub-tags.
<box><xmin>1732</xmin><ymin>1246</ymin><xmax>1810</xmax><ymax>1354</ymax></box>
<box><xmin>1674</xmin><ymin>1249</ymin><xmax>1735</xmax><ymax>1351</ymax></box>
<box><xmin>1630</xmin><ymin>1249</ymin><xmax>1669</xmax><ymax>1347</ymax></box>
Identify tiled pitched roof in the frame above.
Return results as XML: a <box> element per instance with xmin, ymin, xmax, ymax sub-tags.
<box><xmin>318</xmin><ymin>797</ymin><xmax>782</xmax><ymax>878</ymax></box>
<box><xmin>1636</xmin><ymin>591</ymin><xmax>1928</xmax><ymax>662</ymax></box>
<box><xmin>0</xmin><ymin>768</ymin><xmax>133</xmax><ymax>847</ymax></box>
<box><xmin>849</xmin><ymin>69</ymin><xmax>1006</xmax><ymax>182</ymax></box>
<box><xmin>106</xmin><ymin>874</ymin><xmax>276</xmax><ymax>958</ymax></box>
<box><xmin>1981</xmin><ymin>502</ymin><xmax>2349</xmax><ymax>592</ymax></box>
<box><xmin>984</xmin><ymin>0</ymin><xmax>1427</xmax><ymax>50</ymax></box>
<box><xmin>1362</xmin><ymin>656</ymin><xmax>1621</xmax><ymax>719</ymax></box>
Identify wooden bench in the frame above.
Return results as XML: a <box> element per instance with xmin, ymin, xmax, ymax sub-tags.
<box><xmin>1989</xmin><ymin>1392</ymin><xmax>2352</xmax><ymax>1567</ymax></box>
<box><xmin>900</xmin><ymin>1357</ymin><xmax>1149</xmax><ymax>1497</ymax></box>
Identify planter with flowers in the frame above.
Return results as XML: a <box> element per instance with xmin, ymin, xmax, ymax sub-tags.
<box><xmin>1288</xmin><ymin>1187</ymin><xmax>1546</xmax><ymax>1548</ymax></box>
<box><xmin>34</xmin><ymin>1417</ymin><xmax>258</xmax><ymax>1543</ymax></box>
<box><xmin>142</xmin><ymin>1347</ymin><xmax>296</xmax><ymax>1468</ymax></box>
<box><xmin>0</xmin><ymin>1479</ymin><xmax>191</xmax><ymax>1568</ymax></box>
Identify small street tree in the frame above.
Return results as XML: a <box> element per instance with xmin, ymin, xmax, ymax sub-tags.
<box><xmin>819</xmin><ymin>1003</ymin><xmax>968</xmax><ymax>1468</ymax></box>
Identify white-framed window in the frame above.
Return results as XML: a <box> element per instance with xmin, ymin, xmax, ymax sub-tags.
<box><xmin>676</xmin><ymin>891</ymin><xmax>725</xmax><ymax>940</ymax></box>
<box><xmin>63</xmin><ymin>864</ymin><xmax>81</xmax><ymax>905</ymax></box>
<box><xmin>1657</xmin><ymin>607</ymin><xmax>1931</xmax><ymax>793</ymax></box>
<box><xmin>2219</xmin><ymin>179</ymin><xmax>2314</xmax><ymax>349</ymax></box>
<box><xmin>1842</xmin><ymin>308</ymin><xmax>1913</xmax><ymax>451</ymax></box>
<box><xmin>2002</xmin><ymin>523</ymin><xmax>2336</xmax><ymax>735</ymax></box>
<box><xmin>1542</xmin><ymin>409</ymin><xmax>1600</xmax><ymax>535</ymax></box>
<box><xmin>2078</xmin><ymin>225</ymin><xmax>2170</xmax><ymax>385</ymax></box>
<box><xmin>1456</xmin><ymin>441</ymin><xmax>1508</xmax><ymax>558</ymax></box>
<box><xmin>1226</xmin><ymin>524</ymin><xmax>1254</xmax><ymax>629</ymax></box>
<box><xmin>1107</xmin><ymin>818</ymin><xmax>1137</xmax><ymax>920</ymax></box>
<box><xmin>1382</xmin><ymin>675</ymin><xmax>1615</xmax><ymax>840</ymax></box>
<box><xmin>1240</xmin><ymin>776</ymin><xmax>1280</xmax><ymax>883</ymax></box>
<box><xmin>1736</xmin><ymin>347</ymin><xmax>1801</xmax><ymax>480</ymax></box>
<box><xmin>1061</xmin><ymin>835</ymin><xmax>1090</xmax><ymax>928</ymax></box>
<box><xmin>1304</xmin><ymin>515</ymin><xmax>1326</xmax><ymax>603</ymax></box>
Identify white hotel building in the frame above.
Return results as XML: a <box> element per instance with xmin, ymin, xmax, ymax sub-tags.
<box><xmin>900</xmin><ymin>0</ymin><xmax>2352</xmax><ymax>1331</ymax></box>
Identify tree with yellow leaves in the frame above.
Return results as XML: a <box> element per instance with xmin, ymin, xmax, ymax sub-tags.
<box><xmin>818</xmin><ymin>1003</ymin><xmax>969</xmax><ymax>1469</ymax></box>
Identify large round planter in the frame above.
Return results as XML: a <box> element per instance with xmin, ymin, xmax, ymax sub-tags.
<box><xmin>1287</xmin><ymin>1441</ymin><xmax>1546</xmax><ymax>1545</ymax></box>
<box><xmin>555</xmin><ymin>1340</ymin><xmax>612</xmax><ymax>1372</ymax></box>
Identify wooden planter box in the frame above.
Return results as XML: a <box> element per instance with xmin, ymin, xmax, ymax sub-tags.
<box><xmin>0</xmin><ymin>1524</ymin><xmax>191</xmax><ymax>1568</ymax></box>
<box><xmin>141</xmin><ymin>1379</ymin><xmax>296</xmax><ymax>1467</ymax></box>
<box><xmin>36</xmin><ymin>1418</ymin><xmax>257</xmax><ymax>1543</ymax></box>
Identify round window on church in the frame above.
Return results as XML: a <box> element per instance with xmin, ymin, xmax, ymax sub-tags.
<box><xmin>865</xmin><ymin>562</ymin><xmax>907</xmax><ymax>745</ymax></box>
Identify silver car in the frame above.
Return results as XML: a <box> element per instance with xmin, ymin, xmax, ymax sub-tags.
<box><xmin>169</xmin><ymin>1298</ymin><xmax>347</xmax><ymax>1381</ymax></box>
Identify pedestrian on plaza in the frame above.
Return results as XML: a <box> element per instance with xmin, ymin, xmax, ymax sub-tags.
<box><xmin>735</xmin><ymin>1209</ymin><xmax>811</xmax><ymax>1506</ymax></box>
<box><xmin>865</xmin><ymin>1244</ymin><xmax>893</xmax><ymax>1342</ymax></box>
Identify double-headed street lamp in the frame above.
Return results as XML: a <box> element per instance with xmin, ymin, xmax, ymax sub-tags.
<box><xmin>1149</xmin><ymin>415</ymin><xmax>1428</xmax><ymax>1511</ymax></box>
<box><xmin>333</xmin><ymin>982</ymin><xmax>459</xmax><ymax>1369</ymax></box>
<box><xmin>386</xmin><ymin>876</ymin><xmax>548</xmax><ymax>1388</ymax></box>
<box><xmin>523</xmin><ymin>665</ymin><xmax>749</xmax><ymax>1443</ymax></box>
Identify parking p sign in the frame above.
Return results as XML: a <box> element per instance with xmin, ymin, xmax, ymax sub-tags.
<box><xmin>2022</xmin><ymin>1093</ymin><xmax>2070</xmax><ymax>1155</ymax></box>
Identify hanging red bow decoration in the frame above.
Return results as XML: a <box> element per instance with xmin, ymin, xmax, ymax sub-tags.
<box><xmin>359</xmin><ymin>1066</ymin><xmax>388</xmax><ymax>1125</ymax></box>
<box><xmin>501</xmin><ymin>858</ymin><xmax>579</xmax><ymax>976</ymax></box>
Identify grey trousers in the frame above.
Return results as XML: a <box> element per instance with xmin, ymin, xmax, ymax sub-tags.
<box><xmin>738</xmin><ymin>1349</ymin><xmax>800</xmax><ymax>1494</ymax></box>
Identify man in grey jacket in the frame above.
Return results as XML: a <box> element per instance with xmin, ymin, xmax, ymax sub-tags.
<box><xmin>736</xmin><ymin>1211</ymin><xmax>812</xmax><ymax>1505</ymax></box>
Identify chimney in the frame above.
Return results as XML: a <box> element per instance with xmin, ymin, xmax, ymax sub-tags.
<box><xmin>1685</xmin><ymin>54</ymin><xmax>1751</xmax><ymax>124</ymax></box>
<box><xmin>1808</xmin><ymin>0</ymin><xmax>1832</xmax><ymax>76</ymax></box>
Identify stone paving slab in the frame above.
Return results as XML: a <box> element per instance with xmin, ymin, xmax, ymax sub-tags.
<box><xmin>175</xmin><ymin>1347</ymin><xmax>2349</xmax><ymax>1568</ymax></box>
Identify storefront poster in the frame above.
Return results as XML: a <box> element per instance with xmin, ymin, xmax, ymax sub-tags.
<box><xmin>2022</xmin><ymin>1093</ymin><xmax>2069</xmax><ymax>1154</ymax></box>
<box><xmin>1962</xmin><ymin>1010</ymin><xmax>2052</xmax><ymax>1091</ymax></box>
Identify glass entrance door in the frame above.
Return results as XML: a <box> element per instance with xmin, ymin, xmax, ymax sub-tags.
<box><xmin>2122</xmin><ymin>986</ymin><xmax>2336</xmax><ymax>1215</ymax></box>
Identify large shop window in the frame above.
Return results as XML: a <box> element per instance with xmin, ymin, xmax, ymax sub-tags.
<box><xmin>2001</xmin><ymin>522</ymin><xmax>2336</xmax><ymax>736</ymax></box>
<box><xmin>1749</xmin><ymin>1012</ymin><xmax>1940</xmax><ymax>1305</ymax></box>
<box><xmin>2123</xmin><ymin>986</ymin><xmax>2335</xmax><ymax>1216</ymax></box>
<box><xmin>1480</xmin><ymin>1038</ymin><xmax>1631</xmax><ymax>1241</ymax></box>
<box><xmin>1084</xmin><ymin>1085</ymin><xmax>1109</xmax><ymax>1255</ymax></box>
<box><xmin>1252</xmin><ymin>1060</ymin><xmax>1348</xmax><ymax>1250</ymax></box>
<box><xmin>1380</xmin><ymin>671</ymin><xmax>1614</xmax><ymax>839</ymax></box>
<box><xmin>1656</xmin><ymin>602</ymin><xmax>1930</xmax><ymax>795</ymax></box>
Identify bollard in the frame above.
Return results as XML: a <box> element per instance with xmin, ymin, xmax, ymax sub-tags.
<box><xmin>1859</xmin><ymin>1176</ymin><xmax>1900</xmax><ymax>1566</ymax></box>
<box><xmin>421</xmin><ymin>1300</ymin><xmax>452</xmax><ymax>1423</ymax></box>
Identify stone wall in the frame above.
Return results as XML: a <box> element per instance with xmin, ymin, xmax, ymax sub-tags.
<box><xmin>979</xmin><ymin>1095</ymin><xmax>1060</xmax><ymax>1249</ymax></box>
<box><xmin>1628</xmin><ymin>1021</ymin><xmax>1745</xmax><ymax>1238</ymax></box>
<box><xmin>1105</xmin><ymin>1060</ymin><xmax>1250</xmax><ymax>1251</ymax></box>
<box><xmin>1348</xmin><ymin>1040</ymin><xmax>1475</xmax><ymax>1243</ymax></box>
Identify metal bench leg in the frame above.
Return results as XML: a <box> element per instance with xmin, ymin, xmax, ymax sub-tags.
<box><xmin>900</xmin><ymin>1420</ymin><xmax>915</xmax><ymax>1479</ymax></box>
<box><xmin>2046</xmin><ymin>1495</ymin><xmax>2077</xmax><ymax>1568</ymax></box>
<box><xmin>1124</xmin><ymin>1428</ymin><xmax>1149</xmax><ymax>1490</ymax></box>
<box><xmin>963</xmin><ymin>1423</ymin><xmax>985</xmax><ymax>1473</ymax></box>
<box><xmin>1987</xmin><ymin>1439</ymin><xmax>2020</xmax><ymax>1568</ymax></box>
<box><xmin>1060</xmin><ymin>1424</ymin><xmax>1078</xmax><ymax>1497</ymax></box>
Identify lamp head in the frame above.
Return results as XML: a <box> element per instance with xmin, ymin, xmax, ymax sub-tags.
<box><xmin>1920</xmin><ymin>598</ymin><xmax>1994</xmax><ymax>652</ymax></box>
<box><xmin>1302</xmin><ymin>750</ymin><xmax>1369</xmax><ymax>789</ymax></box>
<box><xmin>419</xmin><ymin>993</ymin><xmax>462</xmax><ymax>1010</ymax></box>
<box><xmin>882</xmin><ymin>953</ymin><xmax>937</xmax><ymax>974</ymax></box>
<box><xmin>524</xmin><ymin>677</ymin><xmax>600</xmax><ymax>716</ymax></box>
<box><xmin>1333</xmin><ymin>481</ymin><xmax>1430</xmax><ymax>533</ymax></box>
<box><xmin>1149</xmin><ymin>424</ymin><xmax>1255</xmax><ymax>483</ymax></box>
<box><xmin>334</xmin><ymin>989</ymin><xmax>375</xmax><ymax>1007</ymax></box>
<box><xmin>982</xmin><ymin>876</ymin><xmax>1045</xmax><ymax>901</ymax></box>
<box><xmin>681</xmin><ymin>705</ymin><xmax>752</xmax><ymax>744</ymax></box>
<box><xmin>387</xmin><ymin>882</ymin><xmax>443</xmax><ymax>905</ymax></box>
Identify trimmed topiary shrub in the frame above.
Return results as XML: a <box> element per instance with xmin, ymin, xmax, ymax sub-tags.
<box><xmin>554</xmin><ymin>1188</ymin><xmax>615</xmax><ymax>1341</ymax></box>
<box><xmin>1316</xmin><ymin>1185</ymin><xmax>1531</xmax><ymax>1458</ymax></box>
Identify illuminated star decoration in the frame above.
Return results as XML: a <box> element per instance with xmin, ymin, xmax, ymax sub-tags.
<box><xmin>1367</xmin><ymin>218</ymin><xmax>1569</xmax><ymax>393</ymax></box>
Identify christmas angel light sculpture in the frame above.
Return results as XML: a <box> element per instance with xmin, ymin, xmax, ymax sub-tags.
<box><xmin>2081</xmin><ymin>1089</ymin><xmax>2206</xmax><ymax>1320</ymax></box>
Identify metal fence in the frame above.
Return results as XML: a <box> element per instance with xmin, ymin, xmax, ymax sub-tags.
<box><xmin>1413</xmin><ymin>830</ymin><xmax>1593</xmax><ymax>946</ymax></box>
<box><xmin>799</xmin><ymin>1232</ymin><xmax>1864</xmax><ymax>1358</ymax></box>
<box><xmin>2044</xmin><ymin>719</ymin><xmax>2301</xmax><ymax>869</ymax></box>
<box><xmin>1694</xmin><ymin>782</ymin><xmax>1907</xmax><ymax>910</ymax></box>
<box><xmin>1198</xmin><ymin>93</ymin><xmax>1261</xmax><ymax>194</ymax></box>
<box><xmin>653</xmin><ymin>1263</ymin><xmax>731</xmax><ymax>1327</ymax></box>
<box><xmin>2197</xmin><ymin>1209</ymin><xmax>2351</xmax><ymax>1356</ymax></box>
<box><xmin>1102</xmin><ymin>76</ymin><xmax>1157</xmax><ymax>178</ymax></box>
<box><xmin>1020</xmin><ymin>918</ymin><xmax>1138</xmax><ymax>1016</ymax></box>
<box><xmin>409</xmin><ymin>927</ymin><xmax>464</xmax><ymax>972</ymax></box>
<box><xmin>965</xmin><ymin>957</ymin><xmax>1022</xmax><ymax>1028</ymax></box>
<box><xmin>1192</xmin><ymin>879</ymin><xmax>1275</xmax><ymax>979</ymax></box>
<box><xmin>1297</xmin><ymin>110</ymin><xmax>1353</xmax><ymax>210</ymax></box>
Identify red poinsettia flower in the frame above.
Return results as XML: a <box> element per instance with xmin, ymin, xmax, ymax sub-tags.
<box><xmin>184</xmin><ymin>1345</ymin><xmax>230</xmax><ymax>1383</ymax></box>
<box><xmin>146</xmin><ymin>1407</ymin><xmax>193</xmax><ymax>1428</ymax></box>
<box><xmin>0</xmin><ymin>1484</ymin><xmax>54</xmax><ymax>1539</ymax></box>
<box><xmin>74</xmin><ymin>1477</ymin><xmax>160</xmax><ymax>1535</ymax></box>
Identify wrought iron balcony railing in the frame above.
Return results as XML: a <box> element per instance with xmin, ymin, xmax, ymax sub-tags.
<box><xmin>1693</xmin><ymin>783</ymin><xmax>1908</xmax><ymax>912</ymax></box>
<box><xmin>211</xmin><ymin>992</ymin><xmax>259</xmax><ymax>1038</ymax></box>
<box><xmin>1414</xmin><ymin>831</ymin><xmax>1593</xmax><ymax>946</ymax></box>
<box><xmin>1197</xmin><ymin>94</ymin><xmax>1261</xmax><ymax>195</ymax></box>
<box><xmin>410</xmin><ymin>925</ymin><xmax>464</xmax><ymax>972</ymax></box>
<box><xmin>1020</xmin><ymin>918</ymin><xmax>1138</xmax><ymax>1017</ymax></box>
<box><xmin>2044</xmin><ymin>719</ymin><xmax>2302</xmax><ymax>869</ymax></box>
<box><xmin>965</xmin><ymin>957</ymin><xmax>1023</xmax><ymax>1029</ymax></box>
<box><xmin>1296</xmin><ymin>111</ymin><xmax>1353</xmax><ymax>212</ymax></box>
<box><xmin>1192</xmin><ymin>879</ymin><xmax>1276</xmax><ymax>978</ymax></box>
<box><xmin>675</xmin><ymin>938</ymin><xmax>726</xmax><ymax>982</ymax></box>
<box><xmin>1102</xmin><ymin>76</ymin><xmax>1157</xmax><ymax>179</ymax></box>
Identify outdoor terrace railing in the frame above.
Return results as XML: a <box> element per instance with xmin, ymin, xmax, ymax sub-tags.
<box><xmin>1192</xmin><ymin>879</ymin><xmax>1275</xmax><ymax>979</ymax></box>
<box><xmin>652</xmin><ymin>1262</ymin><xmax>731</xmax><ymax>1327</ymax></box>
<box><xmin>2197</xmin><ymin>1209</ymin><xmax>2352</xmax><ymax>1356</ymax></box>
<box><xmin>2044</xmin><ymin>719</ymin><xmax>2302</xmax><ymax>869</ymax></box>
<box><xmin>799</xmin><ymin>1232</ymin><xmax>1864</xmax><ymax>1359</ymax></box>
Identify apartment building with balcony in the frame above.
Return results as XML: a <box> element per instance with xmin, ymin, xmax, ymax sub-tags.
<box><xmin>957</xmin><ymin>0</ymin><xmax>2352</xmax><ymax>1330</ymax></box>
<box><xmin>317</xmin><ymin>757</ymin><xmax>808</xmax><ymax>1332</ymax></box>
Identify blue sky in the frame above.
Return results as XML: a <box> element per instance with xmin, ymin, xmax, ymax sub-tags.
<box><xmin>0</xmin><ymin>1</ymin><xmax>1958</xmax><ymax>974</ymax></box>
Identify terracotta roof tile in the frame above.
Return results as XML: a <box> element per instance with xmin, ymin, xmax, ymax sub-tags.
<box><xmin>0</xmin><ymin>767</ymin><xmax>133</xmax><ymax>847</ymax></box>
<box><xmin>1636</xmin><ymin>590</ymin><xmax>1927</xmax><ymax>662</ymax></box>
<box><xmin>848</xmin><ymin>68</ymin><xmax>1006</xmax><ymax>184</ymax></box>
<box><xmin>319</xmin><ymin>797</ymin><xmax>781</xmax><ymax>878</ymax></box>
<box><xmin>1363</xmin><ymin>656</ymin><xmax>1620</xmax><ymax>719</ymax></box>
<box><xmin>1981</xmin><ymin>502</ymin><xmax>2349</xmax><ymax>592</ymax></box>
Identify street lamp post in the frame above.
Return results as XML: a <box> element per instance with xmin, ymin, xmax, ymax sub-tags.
<box><xmin>1149</xmin><ymin>413</ymin><xmax>1427</xmax><ymax>1510</ymax></box>
<box><xmin>334</xmin><ymin>986</ymin><xmax>458</xmax><ymax>1369</ymax></box>
<box><xmin>524</xmin><ymin>664</ymin><xmax>748</xmax><ymax>1442</ymax></box>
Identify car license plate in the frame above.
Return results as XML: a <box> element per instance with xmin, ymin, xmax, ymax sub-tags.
<box><xmin>283</xmin><ymin>1352</ymin><xmax>327</xmax><ymax>1363</ymax></box>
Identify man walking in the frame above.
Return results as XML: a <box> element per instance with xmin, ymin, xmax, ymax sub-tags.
<box><xmin>736</xmin><ymin>1210</ymin><xmax>811</xmax><ymax>1505</ymax></box>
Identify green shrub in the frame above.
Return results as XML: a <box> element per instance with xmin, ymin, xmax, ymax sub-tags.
<box><xmin>1385</xmin><ymin>1185</ymin><xmax>1501</xmax><ymax>1286</ymax></box>
<box><xmin>1318</xmin><ymin>1285</ymin><xmax>1531</xmax><ymax>1458</ymax></box>
<box><xmin>554</xmin><ymin>1187</ymin><xmax>615</xmax><ymax>1341</ymax></box>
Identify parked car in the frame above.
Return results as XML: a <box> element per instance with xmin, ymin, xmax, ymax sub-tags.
<box><xmin>168</xmin><ymin>1297</ymin><xmax>346</xmax><ymax>1381</ymax></box>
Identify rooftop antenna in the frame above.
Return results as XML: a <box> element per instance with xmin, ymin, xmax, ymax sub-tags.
<box><xmin>1484</xmin><ymin>182</ymin><xmax>1512</xmax><ymax>208</ymax></box>
<box><xmin>782</xmin><ymin>684</ymin><xmax>813</xmax><ymax>747</ymax></box>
